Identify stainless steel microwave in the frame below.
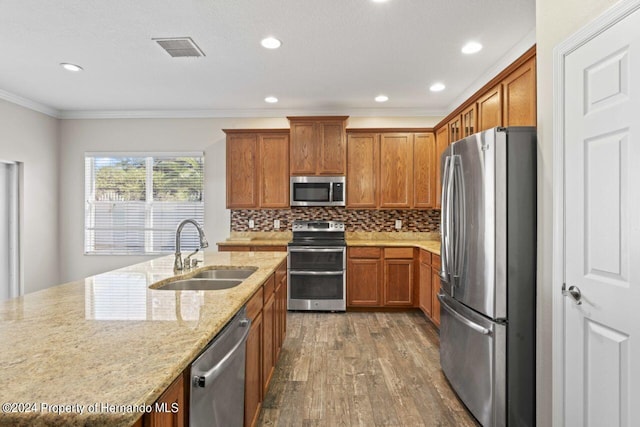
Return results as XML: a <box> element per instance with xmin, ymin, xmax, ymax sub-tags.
<box><xmin>290</xmin><ymin>176</ymin><xmax>346</xmax><ymax>207</ymax></box>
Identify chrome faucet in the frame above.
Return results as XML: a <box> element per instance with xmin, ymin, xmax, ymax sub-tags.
<box><xmin>174</xmin><ymin>219</ymin><xmax>209</xmax><ymax>271</ymax></box>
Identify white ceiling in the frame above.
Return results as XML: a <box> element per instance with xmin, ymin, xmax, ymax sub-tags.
<box><xmin>0</xmin><ymin>0</ymin><xmax>535</xmax><ymax>118</ymax></box>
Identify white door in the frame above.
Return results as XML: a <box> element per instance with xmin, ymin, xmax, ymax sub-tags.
<box><xmin>563</xmin><ymin>7</ymin><xmax>640</xmax><ymax>426</ymax></box>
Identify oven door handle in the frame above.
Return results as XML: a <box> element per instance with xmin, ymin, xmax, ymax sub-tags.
<box><xmin>289</xmin><ymin>270</ymin><xmax>344</xmax><ymax>276</ymax></box>
<box><xmin>288</xmin><ymin>248</ymin><xmax>345</xmax><ymax>253</ymax></box>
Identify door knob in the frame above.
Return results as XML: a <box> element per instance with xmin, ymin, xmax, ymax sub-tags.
<box><xmin>563</xmin><ymin>285</ymin><xmax>582</xmax><ymax>305</ymax></box>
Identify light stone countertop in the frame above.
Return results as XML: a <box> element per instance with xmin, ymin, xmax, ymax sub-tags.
<box><xmin>0</xmin><ymin>251</ymin><xmax>286</xmax><ymax>427</ymax></box>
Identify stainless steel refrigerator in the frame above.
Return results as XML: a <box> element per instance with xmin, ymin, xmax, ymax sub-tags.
<box><xmin>438</xmin><ymin>127</ymin><xmax>536</xmax><ymax>427</ymax></box>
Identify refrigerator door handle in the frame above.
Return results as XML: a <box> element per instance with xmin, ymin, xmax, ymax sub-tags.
<box><xmin>452</xmin><ymin>156</ymin><xmax>466</xmax><ymax>279</ymax></box>
<box><xmin>440</xmin><ymin>156</ymin><xmax>453</xmax><ymax>282</ymax></box>
<box><xmin>438</xmin><ymin>293</ymin><xmax>491</xmax><ymax>336</ymax></box>
<box><xmin>446</xmin><ymin>155</ymin><xmax>457</xmax><ymax>286</ymax></box>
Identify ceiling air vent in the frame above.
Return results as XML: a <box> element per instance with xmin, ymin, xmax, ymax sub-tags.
<box><xmin>153</xmin><ymin>37</ymin><xmax>205</xmax><ymax>58</ymax></box>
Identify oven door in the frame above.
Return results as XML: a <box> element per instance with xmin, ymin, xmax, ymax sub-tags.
<box><xmin>287</xmin><ymin>271</ymin><xmax>345</xmax><ymax>311</ymax></box>
<box><xmin>288</xmin><ymin>247</ymin><xmax>345</xmax><ymax>271</ymax></box>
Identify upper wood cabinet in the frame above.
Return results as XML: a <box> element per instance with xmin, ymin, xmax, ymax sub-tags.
<box><xmin>448</xmin><ymin>116</ymin><xmax>461</xmax><ymax>143</ymax></box>
<box><xmin>346</xmin><ymin>133</ymin><xmax>378</xmax><ymax>208</ymax></box>
<box><xmin>413</xmin><ymin>133</ymin><xmax>436</xmax><ymax>208</ymax></box>
<box><xmin>435</xmin><ymin>126</ymin><xmax>449</xmax><ymax>209</ymax></box>
<box><xmin>461</xmin><ymin>104</ymin><xmax>477</xmax><ymax>138</ymax></box>
<box><xmin>502</xmin><ymin>56</ymin><xmax>537</xmax><ymax>126</ymax></box>
<box><xmin>288</xmin><ymin>116</ymin><xmax>348</xmax><ymax>175</ymax></box>
<box><xmin>346</xmin><ymin>130</ymin><xmax>435</xmax><ymax>209</ymax></box>
<box><xmin>477</xmin><ymin>84</ymin><xmax>503</xmax><ymax>131</ymax></box>
<box><xmin>225</xmin><ymin>130</ymin><xmax>289</xmax><ymax>209</ymax></box>
<box><xmin>379</xmin><ymin>133</ymin><xmax>413</xmax><ymax>208</ymax></box>
<box><xmin>226</xmin><ymin>133</ymin><xmax>258</xmax><ymax>208</ymax></box>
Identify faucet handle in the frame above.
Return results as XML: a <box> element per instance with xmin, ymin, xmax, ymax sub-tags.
<box><xmin>189</xmin><ymin>258</ymin><xmax>201</xmax><ymax>268</ymax></box>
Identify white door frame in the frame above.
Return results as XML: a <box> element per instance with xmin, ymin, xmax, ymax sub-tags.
<box><xmin>551</xmin><ymin>0</ymin><xmax>640</xmax><ymax>425</ymax></box>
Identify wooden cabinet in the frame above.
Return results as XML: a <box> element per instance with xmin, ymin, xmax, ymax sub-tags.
<box><xmin>244</xmin><ymin>308</ymin><xmax>263</xmax><ymax>427</ymax></box>
<box><xmin>274</xmin><ymin>261</ymin><xmax>287</xmax><ymax>359</ymax></box>
<box><xmin>461</xmin><ymin>104</ymin><xmax>477</xmax><ymax>138</ymax></box>
<box><xmin>347</xmin><ymin>247</ymin><xmax>415</xmax><ymax>308</ymax></box>
<box><xmin>346</xmin><ymin>133</ymin><xmax>379</xmax><ymax>208</ymax></box>
<box><xmin>347</xmin><ymin>247</ymin><xmax>383</xmax><ymax>306</ymax></box>
<box><xmin>502</xmin><ymin>56</ymin><xmax>537</xmax><ymax>126</ymax></box>
<box><xmin>262</xmin><ymin>275</ymin><xmax>276</xmax><ymax>396</ymax></box>
<box><xmin>448</xmin><ymin>116</ymin><xmax>461</xmax><ymax>143</ymax></box>
<box><xmin>418</xmin><ymin>250</ymin><xmax>432</xmax><ymax>318</ymax></box>
<box><xmin>225</xmin><ymin>130</ymin><xmax>289</xmax><ymax>209</ymax></box>
<box><xmin>412</xmin><ymin>133</ymin><xmax>436</xmax><ymax>208</ymax></box>
<box><xmin>383</xmin><ymin>248</ymin><xmax>415</xmax><ymax>306</ymax></box>
<box><xmin>379</xmin><ymin>133</ymin><xmax>413</xmax><ymax>208</ymax></box>
<box><xmin>145</xmin><ymin>373</ymin><xmax>186</xmax><ymax>427</ymax></box>
<box><xmin>346</xmin><ymin>130</ymin><xmax>435</xmax><ymax>209</ymax></box>
<box><xmin>431</xmin><ymin>255</ymin><xmax>441</xmax><ymax>327</ymax></box>
<box><xmin>226</xmin><ymin>133</ymin><xmax>258</xmax><ymax>208</ymax></box>
<box><xmin>288</xmin><ymin>116</ymin><xmax>348</xmax><ymax>175</ymax></box>
<box><xmin>477</xmin><ymin>84</ymin><xmax>503</xmax><ymax>131</ymax></box>
<box><xmin>435</xmin><ymin>126</ymin><xmax>449</xmax><ymax>209</ymax></box>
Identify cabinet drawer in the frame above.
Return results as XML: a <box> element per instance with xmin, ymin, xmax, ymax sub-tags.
<box><xmin>384</xmin><ymin>247</ymin><xmax>414</xmax><ymax>259</ymax></box>
<box><xmin>263</xmin><ymin>275</ymin><xmax>275</xmax><ymax>303</ymax></box>
<box><xmin>431</xmin><ymin>254</ymin><xmax>441</xmax><ymax>270</ymax></box>
<box><xmin>349</xmin><ymin>247</ymin><xmax>381</xmax><ymax>259</ymax></box>
<box><xmin>217</xmin><ymin>245</ymin><xmax>251</xmax><ymax>252</ymax></box>
<box><xmin>251</xmin><ymin>245</ymin><xmax>287</xmax><ymax>252</ymax></box>
<box><xmin>420</xmin><ymin>249</ymin><xmax>432</xmax><ymax>265</ymax></box>
<box><xmin>246</xmin><ymin>287</ymin><xmax>264</xmax><ymax>321</ymax></box>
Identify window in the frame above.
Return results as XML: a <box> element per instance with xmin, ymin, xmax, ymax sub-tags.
<box><xmin>84</xmin><ymin>153</ymin><xmax>204</xmax><ymax>255</ymax></box>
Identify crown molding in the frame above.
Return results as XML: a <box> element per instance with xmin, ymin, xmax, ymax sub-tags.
<box><xmin>0</xmin><ymin>89</ymin><xmax>60</xmax><ymax>118</ymax></box>
<box><xmin>447</xmin><ymin>27</ymin><xmax>537</xmax><ymax>113</ymax></box>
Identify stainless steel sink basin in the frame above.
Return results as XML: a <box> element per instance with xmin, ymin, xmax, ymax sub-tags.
<box><xmin>156</xmin><ymin>278</ymin><xmax>243</xmax><ymax>291</ymax></box>
<box><xmin>192</xmin><ymin>268</ymin><xmax>257</xmax><ymax>280</ymax></box>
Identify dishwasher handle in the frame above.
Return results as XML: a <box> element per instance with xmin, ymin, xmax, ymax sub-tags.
<box><xmin>194</xmin><ymin>318</ymin><xmax>251</xmax><ymax>388</ymax></box>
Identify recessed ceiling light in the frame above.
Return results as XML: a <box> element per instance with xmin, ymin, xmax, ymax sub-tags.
<box><xmin>261</xmin><ymin>37</ymin><xmax>282</xmax><ymax>49</ymax></box>
<box><xmin>60</xmin><ymin>63</ymin><xmax>83</xmax><ymax>72</ymax></box>
<box><xmin>461</xmin><ymin>41</ymin><xmax>483</xmax><ymax>55</ymax></box>
<box><xmin>430</xmin><ymin>82</ymin><xmax>446</xmax><ymax>92</ymax></box>
<box><xmin>265</xmin><ymin>96</ymin><xmax>278</xmax><ymax>103</ymax></box>
<box><xmin>371</xmin><ymin>0</ymin><xmax>390</xmax><ymax>3</ymax></box>
<box><xmin>375</xmin><ymin>95</ymin><xmax>389</xmax><ymax>102</ymax></box>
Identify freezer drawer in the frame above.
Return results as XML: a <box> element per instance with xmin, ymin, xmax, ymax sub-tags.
<box><xmin>439</xmin><ymin>293</ymin><xmax>506</xmax><ymax>427</ymax></box>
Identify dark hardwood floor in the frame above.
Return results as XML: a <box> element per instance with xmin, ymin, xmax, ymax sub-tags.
<box><xmin>258</xmin><ymin>311</ymin><xmax>478</xmax><ymax>427</ymax></box>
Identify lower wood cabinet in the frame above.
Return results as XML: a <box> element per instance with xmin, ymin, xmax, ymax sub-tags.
<box><xmin>347</xmin><ymin>247</ymin><xmax>415</xmax><ymax>308</ymax></box>
<box><xmin>244</xmin><ymin>309</ymin><xmax>263</xmax><ymax>427</ymax></box>
<box><xmin>431</xmin><ymin>254</ymin><xmax>442</xmax><ymax>327</ymax></box>
<box><xmin>418</xmin><ymin>250</ymin><xmax>432</xmax><ymax>318</ymax></box>
<box><xmin>144</xmin><ymin>373</ymin><xmax>186</xmax><ymax>427</ymax></box>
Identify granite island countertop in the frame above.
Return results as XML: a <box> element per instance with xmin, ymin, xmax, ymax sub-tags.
<box><xmin>0</xmin><ymin>251</ymin><xmax>286</xmax><ymax>427</ymax></box>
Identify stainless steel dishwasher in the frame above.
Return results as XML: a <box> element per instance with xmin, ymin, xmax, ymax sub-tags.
<box><xmin>190</xmin><ymin>307</ymin><xmax>251</xmax><ymax>427</ymax></box>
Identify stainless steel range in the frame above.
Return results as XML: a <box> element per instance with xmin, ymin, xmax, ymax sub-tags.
<box><xmin>287</xmin><ymin>220</ymin><xmax>346</xmax><ymax>311</ymax></box>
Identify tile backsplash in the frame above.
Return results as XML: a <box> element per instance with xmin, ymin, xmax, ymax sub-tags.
<box><xmin>231</xmin><ymin>207</ymin><xmax>441</xmax><ymax>232</ymax></box>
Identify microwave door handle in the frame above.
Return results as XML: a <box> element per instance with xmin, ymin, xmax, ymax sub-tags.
<box><xmin>440</xmin><ymin>156</ymin><xmax>452</xmax><ymax>283</ymax></box>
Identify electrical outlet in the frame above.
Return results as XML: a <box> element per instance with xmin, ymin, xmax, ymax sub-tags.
<box><xmin>274</xmin><ymin>219</ymin><xmax>280</xmax><ymax>229</ymax></box>
<box><xmin>248</xmin><ymin>219</ymin><xmax>255</xmax><ymax>229</ymax></box>
<box><xmin>395</xmin><ymin>219</ymin><xmax>402</xmax><ymax>230</ymax></box>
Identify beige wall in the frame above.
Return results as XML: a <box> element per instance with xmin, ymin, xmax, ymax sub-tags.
<box><xmin>535</xmin><ymin>0</ymin><xmax>618</xmax><ymax>425</ymax></box>
<box><xmin>0</xmin><ymin>99</ymin><xmax>60</xmax><ymax>293</ymax></box>
<box><xmin>58</xmin><ymin>115</ymin><xmax>441</xmax><ymax>282</ymax></box>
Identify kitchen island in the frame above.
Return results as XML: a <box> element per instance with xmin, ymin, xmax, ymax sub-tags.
<box><xmin>0</xmin><ymin>251</ymin><xmax>286</xmax><ymax>426</ymax></box>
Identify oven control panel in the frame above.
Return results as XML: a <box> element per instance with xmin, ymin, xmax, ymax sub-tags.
<box><xmin>292</xmin><ymin>220</ymin><xmax>345</xmax><ymax>232</ymax></box>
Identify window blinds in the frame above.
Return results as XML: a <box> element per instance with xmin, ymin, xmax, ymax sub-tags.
<box><xmin>84</xmin><ymin>153</ymin><xmax>204</xmax><ymax>255</ymax></box>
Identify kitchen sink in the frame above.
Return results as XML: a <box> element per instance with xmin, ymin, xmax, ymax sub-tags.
<box><xmin>192</xmin><ymin>268</ymin><xmax>257</xmax><ymax>280</ymax></box>
<box><xmin>156</xmin><ymin>278</ymin><xmax>243</xmax><ymax>291</ymax></box>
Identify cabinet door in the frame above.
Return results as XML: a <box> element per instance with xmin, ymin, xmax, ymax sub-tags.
<box><xmin>461</xmin><ymin>104</ymin><xmax>477</xmax><ymax>137</ymax></box>
<box><xmin>413</xmin><ymin>133</ymin><xmax>436</xmax><ymax>208</ymax></box>
<box><xmin>502</xmin><ymin>56</ymin><xmax>537</xmax><ymax>126</ymax></box>
<box><xmin>145</xmin><ymin>374</ymin><xmax>185</xmax><ymax>427</ymax></box>
<box><xmin>419</xmin><ymin>261</ymin><xmax>432</xmax><ymax>318</ymax></box>
<box><xmin>289</xmin><ymin>121</ymin><xmax>317</xmax><ymax>175</ymax></box>
<box><xmin>347</xmin><ymin>257</ymin><xmax>382</xmax><ymax>306</ymax></box>
<box><xmin>226</xmin><ymin>134</ymin><xmax>258</xmax><ymax>208</ymax></box>
<box><xmin>383</xmin><ymin>259</ymin><xmax>414</xmax><ymax>306</ymax></box>
<box><xmin>244</xmin><ymin>312</ymin><xmax>263</xmax><ymax>427</ymax></box>
<box><xmin>262</xmin><ymin>293</ymin><xmax>275</xmax><ymax>394</ymax></box>
<box><xmin>477</xmin><ymin>84</ymin><xmax>503</xmax><ymax>131</ymax></box>
<box><xmin>448</xmin><ymin>116</ymin><xmax>461</xmax><ymax>143</ymax></box>
<box><xmin>346</xmin><ymin>133</ymin><xmax>379</xmax><ymax>208</ymax></box>
<box><xmin>435</xmin><ymin>126</ymin><xmax>449</xmax><ymax>209</ymax></box>
<box><xmin>259</xmin><ymin>133</ymin><xmax>289</xmax><ymax>208</ymax></box>
<box><xmin>379</xmin><ymin>133</ymin><xmax>413</xmax><ymax>208</ymax></box>
<box><xmin>318</xmin><ymin>121</ymin><xmax>346</xmax><ymax>174</ymax></box>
